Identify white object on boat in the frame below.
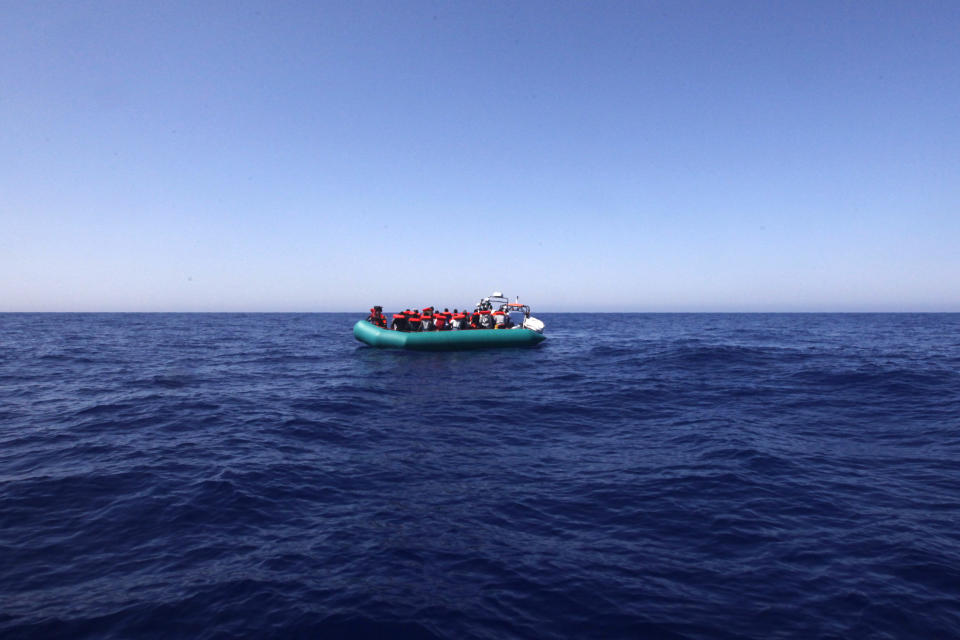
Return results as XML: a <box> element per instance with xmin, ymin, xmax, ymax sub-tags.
<box><xmin>523</xmin><ymin>316</ymin><xmax>545</xmax><ymax>333</ymax></box>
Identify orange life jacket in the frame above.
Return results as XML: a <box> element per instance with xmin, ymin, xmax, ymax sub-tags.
<box><xmin>368</xmin><ymin>308</ymin><xmax>387</xmax><ymax>327</ymax></box>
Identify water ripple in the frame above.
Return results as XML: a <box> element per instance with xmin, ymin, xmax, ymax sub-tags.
<box><xmin>1</xmin><ymin>313</ymin><xmax>959</xmax><ymax>639</ymax></box>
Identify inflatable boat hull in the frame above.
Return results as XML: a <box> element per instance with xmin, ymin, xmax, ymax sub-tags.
<box><xmin>353</xmin><ymin>321</ymin><xmax>546</xmax><ymax>351</ymax></box>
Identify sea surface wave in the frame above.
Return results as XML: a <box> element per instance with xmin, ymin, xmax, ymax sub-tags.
<box><xmin>2</xmin><ymin>313</ymin><xmax>959</xmax><ymax>639</ymax></box>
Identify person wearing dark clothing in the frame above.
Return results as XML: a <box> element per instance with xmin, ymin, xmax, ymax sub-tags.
<box><xmin>478</xmin><ymin>310</ymin><xmax>494</xmax><ymax>329</ymax></box>
<box><xmin>367</xmin><ymin>306</ymin><xmax>387</xmax><ymax>328</ymax></box>
<box><xmin>420</xmin><ymin>309</ymin><xmax>435</xmax><ymax>332</ymax></box>
<box><xmin>449</xmin><ymin>310</ymin><xmax>464</xmax><ymax>330</ymax></box>
<box><xmin>407</xmin><ymin>312</ymin><xmax>421</xmax><ymax>332</ymax></box>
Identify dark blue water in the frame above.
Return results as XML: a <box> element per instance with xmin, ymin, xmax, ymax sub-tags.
<box><xmin>2</xmin><ymin>313</ymin><xmax>959</xmax><ymax>639</ymax></box>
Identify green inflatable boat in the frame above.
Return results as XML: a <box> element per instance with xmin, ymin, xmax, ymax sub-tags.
<box><xmin>353</xmin><ymin>321</ymin><xmax>545</xmax><ymax>350</ymax></box>
<box><xmin>354</xmin><ymin>292</ymin><xmax>546</xmax><ymax>351</ymax></box>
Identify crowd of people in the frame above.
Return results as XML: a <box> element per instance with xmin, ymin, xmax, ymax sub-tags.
<box><xmin>365</xmin><ymin>305</ymin><xmax>516</xmax><ymax>332</ymax></box>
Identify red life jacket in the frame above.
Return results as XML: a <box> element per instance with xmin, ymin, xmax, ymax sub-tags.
<box><xmin>368</xmin><ymin>308</ymin><xmax>386</xmax><ymax>327</ymax></box>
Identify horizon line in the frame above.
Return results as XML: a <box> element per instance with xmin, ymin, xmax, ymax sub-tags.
<box><xmin>2</xmin><ymin>310</ymin><xmax>959</xmax><ymax>315</ymax></box>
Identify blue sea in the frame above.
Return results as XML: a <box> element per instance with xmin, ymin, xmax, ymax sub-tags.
<box><xmin>2</xmin><ymin>313</ymin><xmax>959</xmax><ymax>639</ymax></box>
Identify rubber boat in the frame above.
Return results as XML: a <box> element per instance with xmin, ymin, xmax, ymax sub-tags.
<box><xmin>353</xmin><ymin>293</ymin><xmax>546</xmax><ymax>351</ymax></box>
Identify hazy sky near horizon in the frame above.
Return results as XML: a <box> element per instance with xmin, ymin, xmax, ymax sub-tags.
<box><xmin>2</xmin><ymin>1</ymin><xmax>958</xmax><ymax>311</ymax></box>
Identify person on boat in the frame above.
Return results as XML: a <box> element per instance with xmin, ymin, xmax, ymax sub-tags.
<box><xmin>434</xmin><ymin>311</ymin><xmax>448</xmax><ymax>331</ymax></box>
<box><xmin>367</xmin><ymin>306</ymin><xmax>387</xmax><ymax>328</ymax></box>
<box><xmin>406</xmin><ymin>311</ymin><xmax>421</xmax><ymax>332</ymax></box>
<box><xmin>469</xmin><ymin>311</ymin><xmax>480</xmax><ymax>329</ymax></box>
<box><xmin>420</xmin><ymin>308</ymin><xmax>435</xmax><ymax>332</ymax></box>
<box><xmin>390</xmin><ymin>311</ymin><xmax>408</xmax><ymax>331</ymax></box>
<box><xmin>478</xmin><ymin>309</ymin><xmax>494</xmax><ymax>329</ymax></box>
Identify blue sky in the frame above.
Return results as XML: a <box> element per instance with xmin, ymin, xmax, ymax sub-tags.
<box><xmin>2</xmin><ymin>1</ymin><xmax>958</xmax><ymax>311</ymax></box>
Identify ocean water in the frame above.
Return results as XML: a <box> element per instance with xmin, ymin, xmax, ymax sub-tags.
<box><xmin>2</xmin><ymin>312</ymin><xmax>959</xmax><ymax>639</ymax></box>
